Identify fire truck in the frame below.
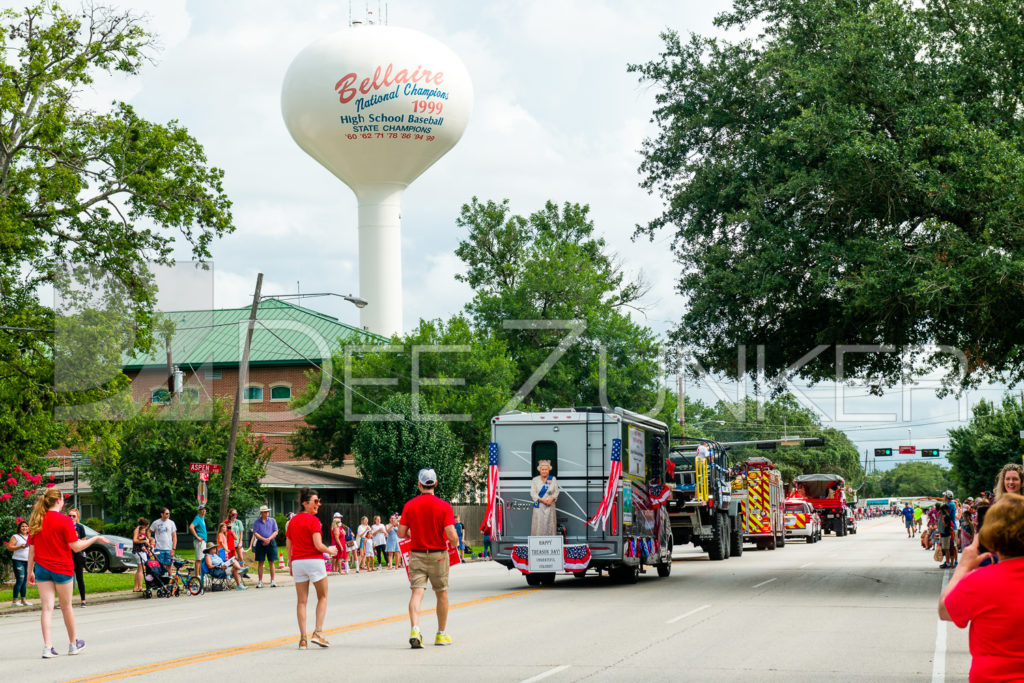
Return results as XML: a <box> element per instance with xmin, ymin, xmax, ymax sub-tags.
<box><xmin>791</xmin><ymin>473</ymin><xmax>849</xmax><ymax>535</ymax></box>
<box><xmin>740</xmin><ymin>457</ymin><xmax>786</xmax><ymax>550</ymax></box>
<box><xmin>666</xmin><ymin>439</ymin><xmax>746</xmax><ymax>560</ymax></box>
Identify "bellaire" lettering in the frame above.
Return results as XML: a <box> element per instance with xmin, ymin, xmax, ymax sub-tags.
<box><xmin>335</xmin><ymin>64</ymin><xmax>445</xmax><ymax>104</ymax></box>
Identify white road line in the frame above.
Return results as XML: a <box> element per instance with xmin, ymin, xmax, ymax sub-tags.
<box><xmin>666</xmin><ymin>603</ymin><xmax>710</xmax><ymax>624</ymax></box>
<box><xmin>799</xmin><ymin>562</ymin><xmax>814</xmax><ymax>568</ymax></box>
<box><xmin>521</xmin><ymin>665</ymin><xmax>570</xmax><ymax>683</ymax></box>
<box><xmin>751</xmin><ymin>577</ymin><xmax>777</xmax><ymax>589</ymax></box>
<box><xmin>932</xmin><ymin>568</ymin><xmax>951</xmax><ymax>682</ymax></box>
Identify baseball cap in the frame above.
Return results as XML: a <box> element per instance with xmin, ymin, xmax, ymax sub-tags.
<box><xmin>333</xmin><ymin>512</ymin><xmax>342</xmax><ymax>519</ymax></box>
<box><xmin>198</xmin><ymin>504</ymin><xmax>206</xmax><ymax>510</ymax></box>
<box><xmin>943</xmin><ymin>490</ymin><xmax>954</xmax><ymax>498</ymax></box>
<box><xmin>418</xmin><ymin>468</ymin><xmax>437</xmax><ymax>486</ymax></box>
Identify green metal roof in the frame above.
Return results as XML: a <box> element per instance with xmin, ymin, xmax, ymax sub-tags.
<box><xmin>123</xmin><ymin>299</ymin><xmax>384</xmax><ymax>370</ymax></box>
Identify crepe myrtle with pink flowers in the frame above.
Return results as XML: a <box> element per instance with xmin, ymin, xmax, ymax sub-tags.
<box><xmin>1</xmin><ymin>464</ymin><xmax>66</xmax><ymax>582</ymax></box>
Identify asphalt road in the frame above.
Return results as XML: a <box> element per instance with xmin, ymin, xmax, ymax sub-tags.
<box><xmin>3</xmin><ymin>518</ymin><xmax>970</xmax><ymax>682</ymax></box>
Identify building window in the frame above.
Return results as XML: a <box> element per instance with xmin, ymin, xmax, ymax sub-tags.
<box><xmin>531</xmin><ymin>441</ymin><xmax>558</xmax><ymax>478</ymax></box>
<box><xmin>151</xmin><ymin>388</ymin><xmax>170</xmax><ymax>405</ymax></box>
<box><xmin>204</xmin><ymin>369</ymin><xmax>222</xmax><ymax>380</ymax></box>
<box><xmin>270</xmin><ymin>385</ymin><xmax>291</xmax><ymax>402</ymax></box>
<box><xmin>182</xmin><ymin>388</ymin><xmax>200</xmax><ymax>402</ymax></box>
<box><xmin>243</xmin><ymin>385</ymin><xmax>263</xmax><ymax>402</ymax></box>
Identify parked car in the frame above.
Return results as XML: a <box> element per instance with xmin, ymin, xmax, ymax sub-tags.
<box><xmin>783</xmin><ymin>499</ymin><xmax>822</xmax><ymax>543</ymax></box>
<box><xmin>80</xmin><ymin>524</ymin><xmax>137</xmax><ymax>573</ymax></box>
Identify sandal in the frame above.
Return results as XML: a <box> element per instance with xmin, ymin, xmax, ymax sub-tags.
<box><xmin>310</xmin><ymin>631</ymin><xmax>330</xmax><ymax>648</ymax></box>
<box><xmin>298</xmin><ymin>636</ymin><xmax>308</xmax><ymax>650</ymax></box>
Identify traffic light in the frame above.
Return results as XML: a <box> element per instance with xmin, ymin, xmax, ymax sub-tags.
<box><xmin>921</xmin><ymin>449</ymin><xmax>940</xmax><ymax>457</ymax></box>
<box><xmin>874</xmin><ymin>448</ymin><xmax>893</xmax><ymax>457</ymax></box>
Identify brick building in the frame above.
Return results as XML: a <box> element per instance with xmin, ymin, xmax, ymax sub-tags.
<box><xmin>122</xmin><ymin>298</ymin><xmax>381</xmax><ymax>461</ymax></box>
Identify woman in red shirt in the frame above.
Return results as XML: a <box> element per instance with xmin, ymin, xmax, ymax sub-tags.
<box><xmin>940</xmin><ymin>492</ymin><xmax>1024</xmax><ymax>681</ymax></box>
<box><xmin>27</xmin><ymin>488</ymin><xmax>108</xmax><ymax>659</ymax></box>
<box><xmin>286</xmin><ymin>487</ymin><xmax>337</xmax><ymax>650</ymax></box>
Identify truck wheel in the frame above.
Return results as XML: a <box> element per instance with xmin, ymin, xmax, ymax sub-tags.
<box><xmin>777</xmin><ymin>531</ymin><xmax>785</xmax><ymax>548</ymax></box>
<box><xmin>836</xmin><ymin>518</ymin><xmax>847</xmax><ymax>536</ymax></box>
<box><xmin>611</xmin><ymin>565</ymin><xmax>639</xmax><ymax>584</ymax></box>
<box><xmin>525</xmin><ymin>574</ymin><xmax>542</xmax><ymax>587</ymax></box>
<box><xmin>723</xmin><ymin>516</ymin><xmax>732</xmax><ymax>559</ymax></box>
<box><xmin>730</xmin><ymin>516</ymin><xmax>744</xmax><ymax>557</ymax></box>
<box><xmin>766</xmin><ymin>534</ymin><xmax>776</xmax><ymax>550</ymax></box>
<box><xmin>707</xmin><ymin>512</ymin><xmax>728</xmax><ymax>561</ymax></box>
<box><xmin>656</xmin><ymin>562</ymin><xmax>671</xmax><ymax>577</ymax></box>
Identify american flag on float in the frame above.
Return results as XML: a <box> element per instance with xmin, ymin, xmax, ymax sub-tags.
<box><xmin>588</xmin><ymin>439</ymin><xmax>622</xmax><ymax>532</ymax></box>
<box><xmin>511</xmin><ymin>545</ymin><xmax>529</xmax><ymax>572</ymax></box>
<box><xmin>649</xmin><ymin>483</ymin><xmax>672</xmax><ymax>508</ymax></box>
<box><xmin>563</xmin><ymin>544</ymin><xmax>591</xmax><ymax>571</ymax></box>
<box><xmin>484</xmin><ymin>442</ymin><xmax>502</xmax><ymax>537</ymax></box>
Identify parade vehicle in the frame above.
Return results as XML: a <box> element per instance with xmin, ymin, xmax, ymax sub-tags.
<box><xmin>487</xmin><ymin>407</ymin><xmax>674</xmax><ymax>586</ymax></box>
<box><xmin>845</xmin><ymin>505</ymin><xmax>858</xmax><ymax>534</ymax></box>
<box><xmin>791</xmin><ymin>473</ymin><xmax>849</xmax><ymax>535</ymax></box>
<box><xmin>740</xmin><ymin>457</ymin><xmax>787</xmax><ymax>550</ymax></box>
<box><xmin>666</xmin><ymin>439</ymin><xmax>745</xmax><ymax>560</ymax></box>
<box><xmin>783</xmin><ymin>499</ymin><xmax>822</xmax><ymax>543</ymax></box>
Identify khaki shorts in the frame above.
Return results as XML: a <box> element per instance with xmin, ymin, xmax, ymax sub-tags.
<box><xmin>408</xmin><ymin>551</ymin><xmax>450</xmax><ymax>592</ymax></box>
<box><xmin>940</xmin><ymin>536</ymin><xmax>950</xmax><ymax>550</ymax></box>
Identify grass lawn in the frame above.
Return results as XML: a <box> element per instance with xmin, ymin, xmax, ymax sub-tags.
<box><xmin>1</xmin><ymin>572</ymin><xmax>136</xmax><ymax>603</ymax></box>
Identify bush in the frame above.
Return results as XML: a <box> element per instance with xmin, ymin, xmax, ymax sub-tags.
<box><xmin>274</xmin><ymin>513</ymin><xmax>288</xmax><ymax>533</ymax></box>
<box><xmin>103</xmin><ymin>522</ymin><xmax>134</xmax><ymax>538</ymax></box>
<box><xmin>83</xmin><ymin>517</ymin><xmax>106</xmax><ymax>532</ymax></box>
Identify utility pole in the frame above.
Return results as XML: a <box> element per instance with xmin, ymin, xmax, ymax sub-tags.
<box><xmin>221</xmin><ymin>272</ymin><xmax>263</xmax><ymax>522</ymax></box>
<box><xmin>678</xmin><ymin>374</ymin><xmax>685</xmax><ymax>439</ymax></box>
<box><xmin>165</xmin><ymin>337</ymin><xmax>174</xmax><ymax>402</ymax></box>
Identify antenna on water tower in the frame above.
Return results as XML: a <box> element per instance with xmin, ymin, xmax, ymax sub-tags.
<box><xmin>281</xmin><ymin>22</ymin><xmax>473</xmax><ymax>336</ymax></box>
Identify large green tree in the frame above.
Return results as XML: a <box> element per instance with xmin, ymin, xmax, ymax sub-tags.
<box><xmin>871</xmin><ymin>461</ymin><xmax>955</xmax><ymax>497</ymax></box>
<box><xmin>946</xmin><ymin>395</ymin><xmax>1024</xmax><ymax>496</ymax></box>
<box><xmin>291</xmin><ymin>316</ymin><xmax>516</xmax><ymax>466</ymax></box>
<box><xmin>0</xmin><ymin>3</ymin><xmax>233</xmax><ymax>464</ymax></box>
<box><xmin>351</xmin><ymin>393</ymin><xmax>463</xmax><ymax>516</ymax></box>
<box><xmin>87</xmin><ymin>399</ymin><xmax>268</xmax><ymax>527</ymax></box>
<box><xmin>455</xmin><ymin>198</ymin><xmax>670</xmax><ymax>418</ymax></box>
<box><xmin>631</xmin><ymin>0</ymin><xmax>1024</xmax><ymax>390</ymax></box>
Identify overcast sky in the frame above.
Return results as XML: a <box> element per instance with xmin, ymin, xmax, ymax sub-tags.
<box><xmin>18</xmin><ymin>0</ymin><xmax>1015</xmax><ymax>475</ymax></box>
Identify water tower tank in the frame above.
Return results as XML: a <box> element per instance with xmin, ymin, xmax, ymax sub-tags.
<box><xmin>281</xmin><ymin>25</ymin><xmax>473</xmax><ymax>336</ymax></box>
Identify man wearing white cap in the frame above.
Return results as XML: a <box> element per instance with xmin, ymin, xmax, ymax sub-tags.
<box><xmin>398</xmin><ymin>468</ymin><xmax>459</xmax><ymax>648</ymax></box>
<box><xmin>250</xmin><ymin>505</ymin><xmax>279</xmax><ymax>588</ymax></box>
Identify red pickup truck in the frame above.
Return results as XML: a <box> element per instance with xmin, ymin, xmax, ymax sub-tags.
<box><xmin>790</xmin><ymin>473</ymin><xmax>849</xmax><ymax>536</ymax></box>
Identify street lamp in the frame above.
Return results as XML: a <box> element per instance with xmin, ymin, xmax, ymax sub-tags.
<box><xmin>262</xmin><ymin>292</ymin><xmax>368</xmax><ymax>308</ymax></box>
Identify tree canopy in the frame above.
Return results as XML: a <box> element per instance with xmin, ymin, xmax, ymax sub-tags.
<box><xmin>865</xmin><ymin>461</ymin><xmax>955</xmax><ymax>498</ymax></box>
<box><xmin>946</xmin><ymin>395</ymin><xmax>1023</xmax><ymax>496</ymax></box>
<box><xmin>0</xmin><ymin>2</ymin><xmax>233</xmax><ymax>464</ymax></box>
<box><xmin>86</xmin><ymin>399</ymin><xmax>268</xmax><ymax>527</ymax></box>
<box><xmin>455</xmin><ymin>198</ymin><xmax>669</xmax><ymax>419</ymax></box>
<box><xmin>351</xmin><ymin>393</ymin><xmax>464</xmax><ymax>515</ymax></box>
<box><xmin>631</xmin><ymin>0</ymin><xmax>1024</xmax><ymax>390</ymax></box>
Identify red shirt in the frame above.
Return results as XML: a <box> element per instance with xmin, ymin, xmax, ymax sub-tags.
<box><xmin>400</xmin><ymin>494</ymin><xmax>455</xmax><ymax>552</ymax></box>
<box><xmin>225</xmin><ymin>529</ymin><xmax>236</xmax><ymax>559</ymax></box>
<box><xmin>29</xmin><ymin>511</ymin><xmax>78</xmax><ymax>576</ymax></box>
<box><xmin>944</xmin><ymin>557</ymin><xmax>1024</xmax><ymax>681</ymax></box>
<box><xmin>286</xmin><ymin>512</ymin><xmax>323</xmax><ymax>560</ymax></box>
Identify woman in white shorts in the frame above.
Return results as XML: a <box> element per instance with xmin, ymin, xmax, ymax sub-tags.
<box><xmin>286</xmin><ymin>487</ymin><xmax>337</xmax><ymax>650</ymax></box>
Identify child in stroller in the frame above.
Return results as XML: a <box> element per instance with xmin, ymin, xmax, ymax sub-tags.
<box><xmin>143</xmin><ymin>549</ymin><xmax>176</xmax><ymax>598</ymax></box>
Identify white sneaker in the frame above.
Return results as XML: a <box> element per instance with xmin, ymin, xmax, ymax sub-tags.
<box><xmin>42</xmin><ymin>645</ymin><xmax>59</xmax><ymax>659</ymax></box>
<box><xmin>256</xmin><ymin>581</ymin><xmax>262</xmax><ymax>589</ymax></box>
<box><xmin>270</xmin><ymin>581</ymin><xmax>277</xmax><ymax>588</ymax></box>
<box><xmin>68</xmin><ymin>639</ymin><xmax>86</xmax><ymax>655</ymax></box>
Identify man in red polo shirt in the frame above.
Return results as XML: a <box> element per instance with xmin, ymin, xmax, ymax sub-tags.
<box><xmin>398</xmin><ymin>468</ymin><xmax>458</xmax><ymax>649</ymax></box>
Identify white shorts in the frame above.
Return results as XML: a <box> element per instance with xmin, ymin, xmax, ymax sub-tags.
<box><xmin>291</xmin><ymin>558</ymin><xmax>328</xmax><ymax>583</ymax></box>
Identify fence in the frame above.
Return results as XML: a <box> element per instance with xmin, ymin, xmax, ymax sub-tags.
<box><xmin>319</xmin><ymin>503</ymin><xmax>486</xmax><ymax>548</ymax></box>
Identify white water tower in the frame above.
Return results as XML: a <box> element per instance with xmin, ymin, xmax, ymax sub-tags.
<box><xmin>281</xmin><ymin>24</ymin><xmax>473</xmax><ymax>336</ymax></box>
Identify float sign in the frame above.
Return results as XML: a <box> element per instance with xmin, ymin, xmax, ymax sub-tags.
<box><xmin>528</xmin><ymin>535</ymin><xmax>563</xmax><ymax>573</ymax></box>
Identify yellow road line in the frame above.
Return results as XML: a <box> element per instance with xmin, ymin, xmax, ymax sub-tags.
<box><xmin>65</xmin><ymin>588</ymin><xmax>539</xmax><ymax>683</ymax></box>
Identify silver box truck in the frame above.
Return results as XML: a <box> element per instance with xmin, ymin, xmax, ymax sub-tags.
<box><xmin>490</xmin><ymin>406</ymin><xmax>674</xmax><ymax>586</ymax></box>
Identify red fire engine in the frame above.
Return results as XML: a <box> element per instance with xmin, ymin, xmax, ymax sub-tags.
<box><xmin>740</xmin><ymin>457</ymin><xmax>786</xmax><ymax>550</ymax></box>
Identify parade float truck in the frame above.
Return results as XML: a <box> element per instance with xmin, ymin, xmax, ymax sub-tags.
<box><xmin>738</xmin><ymin>457</ymin><xmax>787</xmax><ymax>550</ymax></box>
<box><xmin>488</xmin><ymin>407</ymin><xmax>674</xmax><ymax>586</ymax></box>
<box><xmin>791</xmin><ymin>473</ymin><xmax>849</xmax><ymax>536</ymax></box>
<box><xmin>665</xmin><ymin>439</ymin><xmax>746</xmax><ymax>560</ymax></box>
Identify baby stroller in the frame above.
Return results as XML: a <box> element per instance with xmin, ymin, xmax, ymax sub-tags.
<box><xmin>143</xmin><ymin>550</ymin><xmax>176</xmax><ymax>599</ymax></box>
